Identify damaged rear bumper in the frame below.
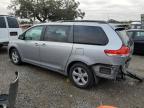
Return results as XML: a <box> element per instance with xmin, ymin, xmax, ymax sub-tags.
<box><xmin>92</xmin><ymin>64</ymin><xmax>121</xmax><ymax>80</ymax></box>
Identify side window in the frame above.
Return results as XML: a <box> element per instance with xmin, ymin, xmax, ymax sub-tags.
<box><xmin>0</xmin><ymin>17</ymin><xmax>6</xmax><ymax>28</ymax></box>
<box><xmin>44</xmin><ymin>25</ymin><xmax>71</xmax><ymax>42</ymax></box>
<box><xmin>7</xmin><ymin>17</ymin><xmax>19</xmax><ymax>28</ymax></box>
<box><xmin>74</xmin><ymin>26</ymin><xmax>108</xmax><ymax>45</ymax></box>
<box><xmin>25</xmin><ymin>26</ymin><xmax>44</xmax><ymax>41</ymax></box>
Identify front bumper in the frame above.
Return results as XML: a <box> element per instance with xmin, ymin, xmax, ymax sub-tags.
<box><xmin>0</xmin><ymin>42</ymin><xmax>9</xmax><ymax>46</ymax></box>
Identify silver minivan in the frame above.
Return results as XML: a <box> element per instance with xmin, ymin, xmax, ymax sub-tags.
<box><xmin>8</xmin><ymin>21</ymin><xmax>133</xmax><ymax>88</ymax></box>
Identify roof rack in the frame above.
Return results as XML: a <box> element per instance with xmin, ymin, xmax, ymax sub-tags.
<box><xmin>0</xmin><ymin>15</ymin><xmax>15</xmax><ymax>17</ymax></box>
<box><xmin>61</xmin><ymin>20</ymin><xmax>107</xmax><ymax>24</ymax></box>
<box><xmin>0</xmin><ymin>15</ymin><xmax>8</xmax><ymax>16</ymax></box>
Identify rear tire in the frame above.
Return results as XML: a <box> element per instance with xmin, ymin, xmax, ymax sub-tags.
<box><xmin>10</xmin><ymin>48</ymin><xmax>22</xmax><ymax>65</ymax></box>
<box><xmin>69</xmin><ymin>63</ymin><xmax>96</xmax><ymax>89</ymax></box>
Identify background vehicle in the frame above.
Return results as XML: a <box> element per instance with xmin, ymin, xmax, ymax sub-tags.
<box><xmin>127</xmin><ymin>29</ymin><xmax>144</xmax><ymax>54</ymax></box>
<box><xmin>0</xmin><ymin>15</ymin><xmax>22</xmax><ymax>47</ymax></box>
<box><xmin>8</xmin><ymin>21</ymin><xmax>133</xmax><ymax>89</ymax></box>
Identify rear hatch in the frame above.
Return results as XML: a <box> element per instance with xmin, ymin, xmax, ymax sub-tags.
<box><xmin>115</xmin><ymin>28</ymin><xmax>134</xmax><ymax>55</ymax></box>
<box><xmin>115</xmin><ymin>28</ymin><xmax>134</xmax><ymax>66</ymax></box>
<box><xmin>6</xmin><ymin>16</ymin><xmax>22</xmax><ymax>41</ymax></box>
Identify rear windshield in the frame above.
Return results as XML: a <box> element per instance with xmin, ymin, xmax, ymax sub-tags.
<box><xmin>0</xmin><ymin>17</ymin><xmax>6</xmax><ymax>28</ymax></box>
<box><xmin>7</xmin><ymin>17</ymin><xmax>19</xmax><ymax>28</ymax></box>
<box><xmin>116</xmin><ymin>28</ymin><xmax>130</xmax><ymax>46</ymax></box>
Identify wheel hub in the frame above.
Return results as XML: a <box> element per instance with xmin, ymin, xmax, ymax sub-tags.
<box><xmin>72</xmin><ymin>67</ymin><xmax>88</xmax><ymax>86</ymax></box>
<box><xmin>12</xmin><ymin>51</ymin><xmax>19</xmax><ymax>63</ymax></box>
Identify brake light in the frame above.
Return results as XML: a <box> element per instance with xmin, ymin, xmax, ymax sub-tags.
<box><xmin>104</xmin><ymin>45</ymin><xmax>130</xmax><ymax>57</ymax></box>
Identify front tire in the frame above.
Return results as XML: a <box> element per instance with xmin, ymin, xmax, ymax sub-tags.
<box><xmin>10</xmin><ymin>48</ymin><xmax>22</xmax><ymax>65</ymax></box>
<box><xmin>69</xmin><ymin>63</ymin><xmax>95</xmax><ymax>89</ymax></box>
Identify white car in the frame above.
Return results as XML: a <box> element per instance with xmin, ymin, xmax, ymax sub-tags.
<box><xmin>0</xmin><ymin>15</ymin><xmax>22</xmax><ymax>47</ymax></box>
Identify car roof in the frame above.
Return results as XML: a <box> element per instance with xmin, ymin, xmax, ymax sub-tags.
<box><xmin>62</xmin><ymin>20</ymin><xmax>107</xmax><ymax>23</ymax></box>
<box><xmin>127</xmin><ymin>29</ymin><xmax>144</xmax><ymax>32</ymax></box>
<box><xmin>35</xmin><ymin>20</ymin><xmax>108</xmax><ymax>26</ymax></box>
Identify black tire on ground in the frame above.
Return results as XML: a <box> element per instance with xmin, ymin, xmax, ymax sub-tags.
<box><xmin>10</xmin><ymin>48</ymin><xmax>22</xmax><ymax>65</ymax></box>
<box><xmin>69</xmin><ymin>63</ymin><xmax>97</xmax><ymax>89</ymax></box>
<box><xmin>0</xmin><ymin>44</ymin><xmax>3</xmax><ymax>48</ymax></box>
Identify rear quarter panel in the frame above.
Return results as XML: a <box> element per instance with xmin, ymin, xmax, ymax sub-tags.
<box><xmin>65</xmin><ymin>24</ymin><xmax>125</xmax><ymax>74</ymax></box>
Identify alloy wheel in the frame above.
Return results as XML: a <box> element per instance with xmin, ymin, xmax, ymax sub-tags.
<box><xmin>11</xmin><ymin>51</ymin><xmax>19</xmax><ymax>63</ymax></box>
<box><xmin>72</xmin><ymin>67</ymin><xmax>89</xmax><ymax>86</ymax></box>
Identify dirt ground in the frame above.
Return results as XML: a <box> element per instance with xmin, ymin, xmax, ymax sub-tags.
<box><xmin>0</xmin><ymin>47</ymin><xmax>144</xmax><ymax>108</ymax></box>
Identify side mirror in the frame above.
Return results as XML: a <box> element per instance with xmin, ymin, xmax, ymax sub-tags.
<box><xmin>18</xmin><ymin>34</ymin><xmax>25</xmax><ymax>40</ymax></box>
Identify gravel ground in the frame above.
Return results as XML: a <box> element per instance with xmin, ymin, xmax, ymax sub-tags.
<box><xmin>0</xmin><ymin>47</ymin><xmax>144</xmax><ymax>108</ymax></box>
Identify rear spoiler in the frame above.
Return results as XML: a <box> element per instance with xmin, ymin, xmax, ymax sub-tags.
<box><xmin>108</xmin><ymin>24</ymin><xmax>126</xmax><ymax>31</ymax></box>
<box><xmin>115</xmin><ymin>27</ymin><xmax>125</xmax><ymax>31</ymax></box>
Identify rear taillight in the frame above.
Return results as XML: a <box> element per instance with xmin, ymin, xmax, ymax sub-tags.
<box><xmin>104</xmin><ymin>45</ymin><xmax>130</xmax><ymax>57</ymax></box>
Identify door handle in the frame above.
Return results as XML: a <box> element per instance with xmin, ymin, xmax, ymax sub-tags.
<box><xmin>42</xmin><ymin>43</ymin><xmax>46</xmax><ymax>46</ymax></box>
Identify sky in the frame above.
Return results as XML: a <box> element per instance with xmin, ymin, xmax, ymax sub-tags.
<box><xmin>0</xmin><ymin>0</ymin><xmax>143</xmax><ymax>21</ymax></box>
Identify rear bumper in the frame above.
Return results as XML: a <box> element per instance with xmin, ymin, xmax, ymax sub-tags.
<box><xmin>92</xmin><ymin>58</ymin><xmax>131</xmax><ymax>80</ymax></box>
<box><xmin>92</xmin><ymin>64</ymin><xmax>121</xmax><ymax>79</ymax></box>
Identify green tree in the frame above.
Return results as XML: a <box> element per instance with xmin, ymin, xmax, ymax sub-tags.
<box><xmin>8</xmin><ymin>0</ymin><xmax>85</xmax><ymax>22</ymax></box>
